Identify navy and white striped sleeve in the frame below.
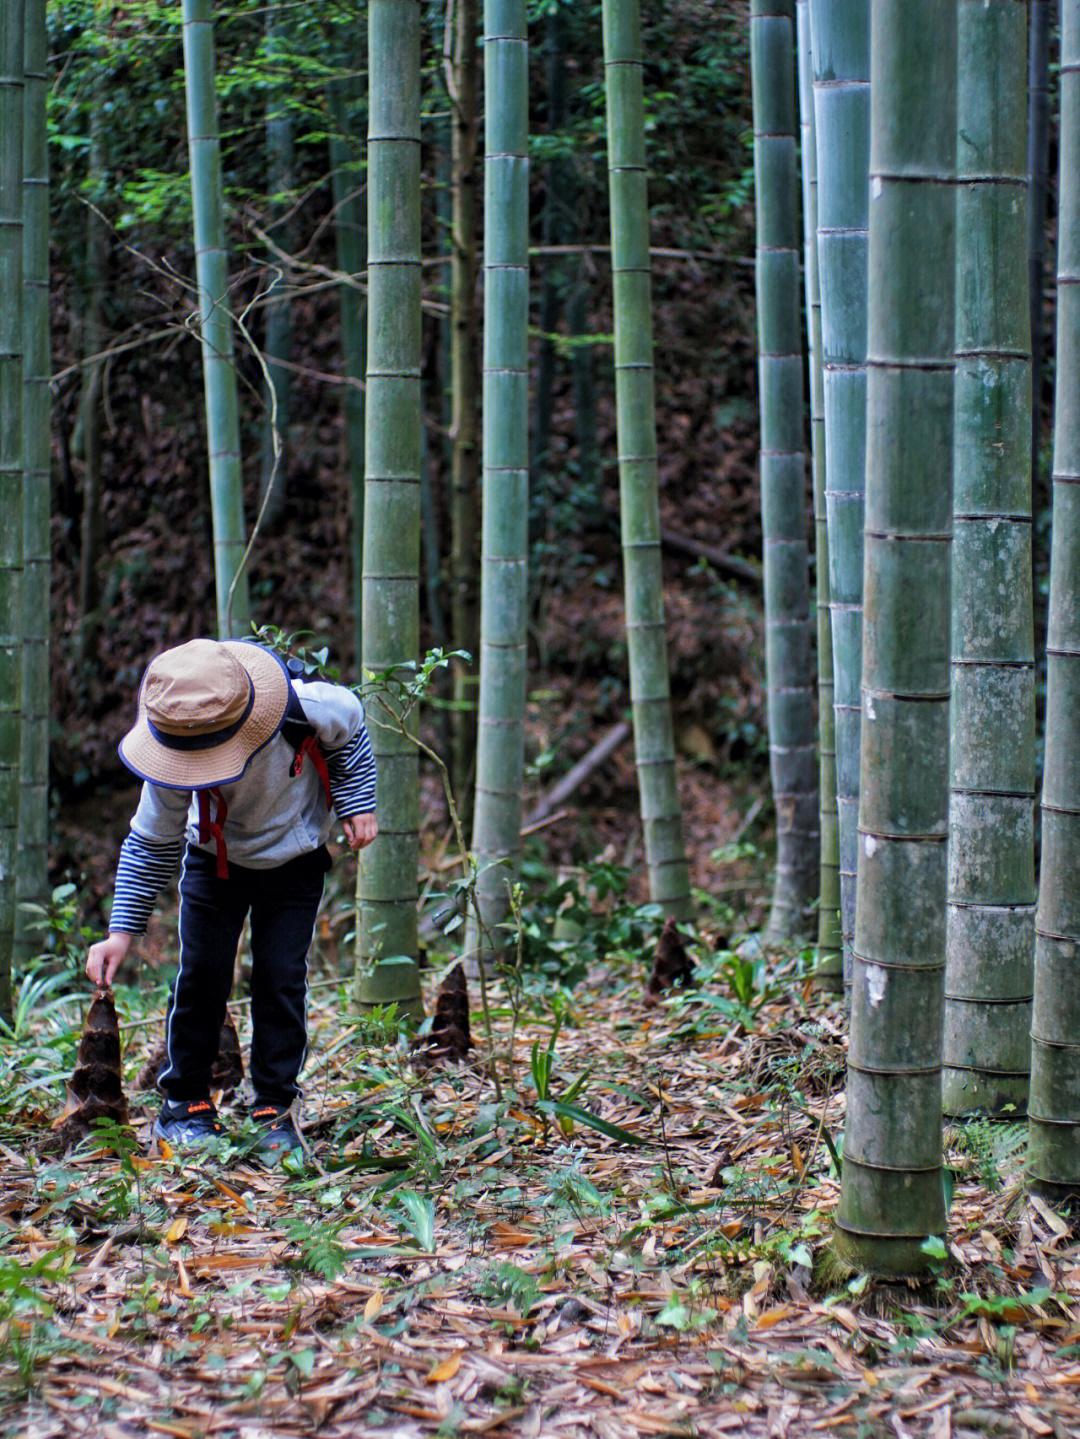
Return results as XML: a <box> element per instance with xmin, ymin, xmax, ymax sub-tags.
<box><xmin>324</xmin><ymin>720</ymin><xmax>377</xmax><ymax>817</ymax></box>
<box><xmin>109</xmin><ymin>832</ymin><xmax>182</xmax><ymax>935</ymax></box>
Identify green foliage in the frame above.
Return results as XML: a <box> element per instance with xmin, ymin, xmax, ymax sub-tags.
<box><xmin>19</xmin><ymin>883</ymin><xmax>101</xmax><ymax>973</ymax></box>
<box><xmin>476</xmin><ymin>1261</ymin><xmax>540</xmax><ymax>1317</ymax></box>
<box><xmin>393</xmin><ymin>1190</ymin><xmax>437</xmax><ymax>1254</ymax></box>
<box><xmin>540</xmin><ymin>1154</ymin><xmax>610</xmax><ymax>1217</ymax></box>
<box><xmin>664</xmin><ymin>942</ymin><xmax>784</xmax><ymax>1037</ymax></box>
<box><xmin>0</xmin><ymin>1249</ymin><xmax>70</xmax><ymax>1393</ymax></box>
<box><xmin>515</xmin><ymin>859</ymin><xmax>665</xmax><ymax>984</ymax></box>
<box><xmin>83</xmin><ymin>1116</ymin><xmax>143</xmax><ymax>1215</ymax></box>
<box><xmin>959</xmin><ymin>1287</ymin><xmax>1061</xmax><ymax>1323</ymax></box>
<box><xmin>0</xmin><ymin>968</ymin><xmax>81</xmax><ymax>1045</ymax></box>
<box><xmin>947</xmin><ymin>1120</ymin><xmax>1026</xmax><ymax>1197</ymax></box>
<box><xmin>285</xmin><ymin>1215</ymin><xmax>350</xmax><ymax>1280</ymax></box>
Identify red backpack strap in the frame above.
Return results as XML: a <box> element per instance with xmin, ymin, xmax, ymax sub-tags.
<box><xmin>197</xmin><ymin>787</ymin><xmax>230</xmax><ymax>879</ymax></box>
<box><xmin>291</xmin><ymin>734</ymin><xmax>333</xmax><ymax>811</ymax></box>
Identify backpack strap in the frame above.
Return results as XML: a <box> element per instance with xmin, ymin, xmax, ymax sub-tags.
<box><xmin>291</xmin><ymin>733</ymin><xmax>333</xmax><ymax>810</ymax></box>
<box><xmin>243</xmin><ymin>644</ymin><xmax>334</xmax><ymax>811</ymax></box>
<box><xmin>196</xmin><ymin>787</ymin><xmax>230</xmax><ymax>879</ymax></box>
<box><xmin>280</xmin><ymin>677</ymin><xmax>333</xmax><ymax>811</ymax></box>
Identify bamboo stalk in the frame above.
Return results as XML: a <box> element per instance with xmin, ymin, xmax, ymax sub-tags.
<box><xmin>944</xmin><ymin>0</ymin><xmax>1034</xmax><ymax>1120</ymax></box>
<box><xmin>810</xmin><ymin>0</ymin><xmax>871</xmax><ymax>986</ymax></box>
<box><xmin>16</xmin><ymin>0</ymin><xmax>48</xmax><ymax>968</ymax></box>
<box><xmin>797</xmin><ymin>0</ymin><xmax>841</xmax><ymax>979</ymax></box>
<box><xmin>328</xmin><ymin>39</ymin><xmax>366</xmax><ymax>674</ymax></box>
<box><xmin>835</xmin><ymin>0</ymin><xmax>957</xmax><ymax>1277</ymax></box>
<box><xmin>181</xmin><ymin>0</ymin><xmax>250</xmax><ymax>638</ymax></box>
<box><xmin>1028</xmin><ymin>0</ymin><xmax>1080</xmax><ymax>1202</ymax></box>
<box><xmin>0</xmin><ymin>0</ymin><xmax>24</xmax><ymax>1018</ymax></box>
<box><xmin>446</xmin><ymin>0</ymin><xmax>481</xmax><ymax>818</ymax></box>
<box><xmin>356</xmin><ymin>0</ymin><xmax>423</xmax><ymax>1011</ymax></box>
<box><xmin>603</xmin><ymin>0</ymin><xmax>692</xmax><ymax>918</ymax></box>
<box><xmin>466</xmin><ymin>0</ymin><xmax>530</xmax><ymax>969</ymax></box>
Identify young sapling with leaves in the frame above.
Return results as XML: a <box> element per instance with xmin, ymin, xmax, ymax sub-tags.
<box><xmin>86</xmin><ymin>638</ymin><xmax>377</xmax><ymax>1159</ymax></box>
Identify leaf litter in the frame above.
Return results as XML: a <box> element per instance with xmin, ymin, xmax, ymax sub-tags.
<box><xmin>2</xmin><ymin>938</ymin><xmax>1079</xmax><ymax>1438</ymax></box>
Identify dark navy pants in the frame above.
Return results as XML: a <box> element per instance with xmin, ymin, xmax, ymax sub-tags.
<box><xmin>158</xmin><ymin>844</ymin><xmax>331</xmax><ymax>1108</ymax></box>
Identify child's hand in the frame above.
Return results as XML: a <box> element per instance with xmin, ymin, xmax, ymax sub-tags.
<box><xmin>342</xmin><ymin>814</ymin><xmax>378</xmax><ymax>850</ymax></box>
<box><xmin>86</xmin><ymin>933</ymin><xmax>133</xmax><ymax>988</ymax></box>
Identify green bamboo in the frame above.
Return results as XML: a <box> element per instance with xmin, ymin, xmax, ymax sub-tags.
<box><xmin>75</xmin><ymin>38</ymin><xmax>104</xmax><ymax>672</ymax></box>
<box><xmin>181</xmin><ymin>0</ymin><xmax>250</xmax><ymax>639</ymax></box>
<box><xmin>446</xmin><ymin>0</ymin><xmax>481</xmax><ymax>820</ymax></box>
<box><xmin>466</xmin><ymin>0</ymin><xmax>529</xmax><ymax>967</ymax></box>
<box><xmin>15</xmin><ymin>0</ymin><xmax>48</xmax><ymax>969</ymax></box>
<box><xmin>834</xmin><ymin>0</ymin><xmax>957</xmax><ymax>1277</ymax></box>
<box><xmin>943</xmin><ymin>0</ymin><xmax>1034</xmax><ymax>1120</ymax></box>
<box><xmin>258</xmin><ymin>1</ymin><xmax>294</xmax><ymax>532</ymax></box>
<box><xmin>0</xmin><ymin>0</ymin><xmax>24</xmax><ymax>1018</ymax></box>
<box><xmin>328</xmin><ymin>39</ymin><xmax>366</xmax><ymax>674</ymax></box>
<box><xmin>533</xmin><ymin>6</ymin><xmax>567</xmax><ymax>488</ymax></box>
<box><xmin>810</xmin><ymin>0</ymin><xmax>870</xmax><ymax>984</ymax></box>
<box><xmin>1029</xmin><ymin>0</ymin><xmax>1052</xmax><ymax>751</ymax></box>
<box><xmin>602</xmin><ymin>0</ymin><xmax>692</xmax><ymax>918</ymax></box>
<box><xmin>1028</xmin><ymin>0</ymin><xmax>1080</xmax><ymax>1202</ymax></box>
<box><xmin>797</xmin><ymin>0</ymin><xmax>841</xmax><ymax>979</ymax></box>
<box><xmin>355</xmin><ymin>0</ymin><xmax>422</xmax><ymax>1011</ymax></box>
<box><xmin>1028</xmin><ymin>0</ymin><xmax>1051</xmax><ymax>475</ymax></box>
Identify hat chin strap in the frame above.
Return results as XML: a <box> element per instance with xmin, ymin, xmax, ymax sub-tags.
<box><xmin>197</xmin><ymin>788</ymin><xmax>230</xmax><ymax>879</ymax></box>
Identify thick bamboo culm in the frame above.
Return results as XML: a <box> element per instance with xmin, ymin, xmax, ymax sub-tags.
<box><xmin>1028</xmin><ymin>0</ymin><xmax>1080</xmax><ymax>1202</ymax></box>
<box><xmin>466</xmin><ymin>0</ymin><xmax>529</xmax><ymax>967</ymax></box>
<box><xmin>180</xmin><ymin>0</ymin><xmax>250</xmax><ymax>639</ymax></box>
<box><xmin>356</xmin><ymin>0</ymin><xmax>422</xmax><ymax>1006</ymax></box>
<box><xmin>810</xmin><ymin>0</ymin><xmax>871</xmax><ymax>986</ymax></box>
<box><xmin>601</xmin><ymin>0</ymin><xmax>692</xmax><ymax>918</ymax></box>
<box><xmin>0</xmin><ymin>0</ymin><xmax>25</xmax><ymax>1020</ymax></box>
<box><xmin>328</xmin><ymin>46</ymin><xmax>366</xmax><ymax>674</ymax></box>
<box><xmin>446</xmin><ymin>0</ymin><xmax>481</xmax><ymax>815</ymax></box>
<box><xmin>1027</xmin><ymin>0</ymin><xmax>1052</xmax><ymax>472</ymax></box>
<box><xmin>835</xmin><ymin>0</ymin><xmax>957</xmax><ymax>1277</ymax></box>
<box><xmin>943</xmin><ymin>0</ymin><xmax>1035</xmax><ymax>1120</ymax></box>
<box><xmin>16</xmin><ymin>0</ymin><xmax>49</xmax><ymax>968</ymax></box>
<box><xmin>751</xmin><ymin>0</ymin><xmax>818</xmax><ymax>941</ymax></box>
<box><xmin>796</xmin><ymin>0</ymin><xmax>841</xmax><ymax>978</ymax></box>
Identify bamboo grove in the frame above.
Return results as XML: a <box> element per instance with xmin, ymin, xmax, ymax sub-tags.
<box><xmin>1</xmin><ymin>0</ymin><xmax>1079</xmax><ymax>1278</ymax></box>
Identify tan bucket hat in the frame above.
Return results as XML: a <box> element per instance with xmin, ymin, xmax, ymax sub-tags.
<box><xmin>118</xmin><ymin>639</ymin><xmax>291</xmax><ymax>790</ymax></box>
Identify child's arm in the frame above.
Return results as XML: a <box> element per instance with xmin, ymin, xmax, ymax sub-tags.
<box><xmin>85</xmin><ymin>784</ymin><xmax>189</xmax><ymax>986</ymax></box>
<box><xmin>293</xmin><ymin>680</ymin><xmax>378</xmax><ymax>832</ymax></box>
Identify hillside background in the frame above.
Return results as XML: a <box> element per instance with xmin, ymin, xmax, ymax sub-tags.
<box><xmin>46</xmin><ymin>0</ymin><xmax>834</xmax><ymax>938</ymax></box>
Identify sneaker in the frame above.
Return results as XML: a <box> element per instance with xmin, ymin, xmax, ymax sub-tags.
<box><xmin>152</xmin><ymin>1098</ymin><xmax>226</xmax><ymax>1148</ymax></box>
<box><xmin>251</xmin><ymin>1104</ymin><xmax>303</xmax><ymax>1164</ymax></box>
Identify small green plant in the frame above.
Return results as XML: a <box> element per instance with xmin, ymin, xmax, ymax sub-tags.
<box><xmin>285</xmin><ymin>1215</ymin><xmax>350</xmax><ymax>1280</ymax></box>
<box><xmin>514</xmin><ymin>858</ymin><xmax>664</xmax><ymax>985</ymax></box>
<box><xmin>530</xmin><ymin>995</ymin><xmax>594</xmax><ymax>1121</ymax></box>
<box><xmin>393</xmin><ymin>1190</ymin><xmax>437</xmax><ymax>1253</ymax></box>
<box><xmin>665</xmin><ymin>942</ymin><xmax>790</xmax><ymax>1038</ymax></box>
<box><xmin>20</xmin><ymin>883</ymin><xmax>102</xmax><ymax>972</ymax></box>
<box><xmin>542</xmin><ymin>1156</ymin><xmax>610</xmax><ymax>1220</ymax></box>
<box><xmin>476</xmin><ymin>1262</ymin><xmax>540</xmax><ymax>1318</ymax></box>
<box><xmin>959</xmin><ymin>1286</ymin><xmax>1060</xmax><ymax>1322</ymax></box>
<box><xmin>947</xmin><ymin>1117</ymin><xmax>1025</xmax><ymax>1195</ymax></box>
<box><xmin>655</xmin><ymin>1278</ymin><xmax>719</xmax><ymax>1334</ymax></box>
<box><xmin>0</xmin><ymin>967</ymin><xmax>82</xmax><ymax>1045</ymax></box>
<box><xmin>0</xmin><ymin>1248</ymin><xmax>72</xmax><ymax>1392</ymax></box>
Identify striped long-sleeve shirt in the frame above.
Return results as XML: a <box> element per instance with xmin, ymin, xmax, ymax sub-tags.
<box><xmin>109</xmin><ymin>680</ymin><xmax>376</xmax><ymax>935</ymax></box>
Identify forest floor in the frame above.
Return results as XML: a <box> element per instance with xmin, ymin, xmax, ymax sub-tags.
<box><xmin>2</xmin><ymin>919</ymin><xmax>1078</xmax><ymax>1439</ymax></box>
